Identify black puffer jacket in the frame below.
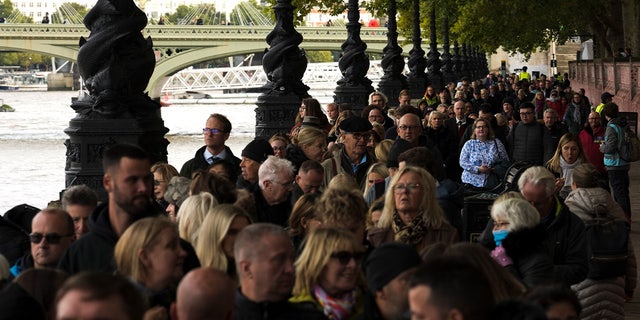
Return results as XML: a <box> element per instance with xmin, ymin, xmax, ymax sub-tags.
<box><xmin>507</xmin><ymin>121</ymin><xmax>544</xmax><ymax>165</ymax></box>
<box><xmin>502</xmin><ymin>224</ymin><xmax>555</xmax><ymax>288</ymax></box>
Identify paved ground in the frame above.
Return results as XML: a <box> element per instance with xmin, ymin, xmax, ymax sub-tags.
<box><xmin>624</xmin><ymin>163</ymin><xmax>640</xmax><ymax>318</ymax></box>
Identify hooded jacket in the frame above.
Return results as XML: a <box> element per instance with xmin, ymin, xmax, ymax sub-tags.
<box><xmin>58</xmin><ymin>202</ymin><xmax>200</xmax><ymax>275</ymax></box>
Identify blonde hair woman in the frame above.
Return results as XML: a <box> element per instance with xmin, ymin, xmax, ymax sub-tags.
<box><xmin>114</xmin><ymin>217</ymin><xmax>186</xmax><ymax>310</ymax></box>
<box><xmin>288</xmin><ymin>127</ymin><xmax>327</xmax><ymax>170</ymax></box>
<box><xmin>290</xmin><ymin>227</ymin><xmax>365</xmax><ymax>319</ymax></box>
<box><xmin>196</xmin><ymin>204</ymin><xmax>252</xmax><ymax>280</ymax></box>
<box><xmin>362</xmin><ymin>162</ymin><xmax>388</xmax><ymax>196</ymax></box>
<box><xmin>176</xmin><ymin>192</ymin><xmax>217</xmax><ymax>247</ymax></box>
<box><xmin>368</xmin><ymin>166</ymin><xmax>458</xmax><ymax>252</ymax></box>
<box><xmin>546</xmin><ymin>133</ymin><xmax>588</xmax><ymax>198</ymax></box>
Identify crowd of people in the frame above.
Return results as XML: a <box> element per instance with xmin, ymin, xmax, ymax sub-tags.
<box><xmin>0</xmin><ymin>71</ymin><xmax>636</xmax><ymax>320</ymax></box>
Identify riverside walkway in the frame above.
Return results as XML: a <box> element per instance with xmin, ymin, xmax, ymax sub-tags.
<box><xmin>625</xmin><ymin>164</ymin><xmax>640</xmax><ymax>317</ymax></box>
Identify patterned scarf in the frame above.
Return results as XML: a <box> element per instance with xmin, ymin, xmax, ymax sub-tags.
<box><xmin>392</xmin><ymin>212</ymin><xmax>428</xmax><ymax>246</ymax></box>
<box><xmin>314</xmin><ymin>284</ymin><xmax>358</xmax><ymax>320</ymax></box>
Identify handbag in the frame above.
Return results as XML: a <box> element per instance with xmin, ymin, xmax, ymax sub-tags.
<box><xmin>484</xmin><ymin>141</ymin><xmax>511</xmax><ymax>188</ymax></box>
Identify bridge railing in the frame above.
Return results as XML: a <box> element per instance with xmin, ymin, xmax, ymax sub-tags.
<box><xmin>0</xmin><ymin>23</ymin><xmax>389</xmax><ymax>42</ymax></box>
<box><xmin>161</xmin><ymin>60</ymin><xmax>390</xmax><ymax>93</ymax></box>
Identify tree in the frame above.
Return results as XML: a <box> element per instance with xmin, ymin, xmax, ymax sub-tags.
<box><xmin>292</xmin><ymin>0</ymin><xmax>637</xmax><ymax>58</ymax></box>
<box><xmin>0</xmin><ymin>0</ymin><xmax>13</xmax><ymax>20</ymax></box>
<box><xmin>52</xmin><ymin>2</ymin><xmax>88</xmax><ymax>24</ymax></box>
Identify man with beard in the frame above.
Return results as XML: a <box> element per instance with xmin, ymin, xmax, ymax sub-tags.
<box><xmin>59</xmin><ymin>144</ymin><xmax>199</xmax><ymax>274</ymax></box>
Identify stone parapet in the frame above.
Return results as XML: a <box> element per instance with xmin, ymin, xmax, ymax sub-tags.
<box><xmin>569</xmin><ymin>59</ymin><xmax>640</xmax><ymax>112</ymax></box>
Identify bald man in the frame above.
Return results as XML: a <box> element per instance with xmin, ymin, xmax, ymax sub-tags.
<box><xmin>171</xmin><ymin>267</ymin><xmax>235</xmax><ymax>320</ymax></box>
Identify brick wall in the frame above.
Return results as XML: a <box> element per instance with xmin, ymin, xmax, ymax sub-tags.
<box><xmin>569</xmin><ymin>60</ymin><xmax>640</xmax><ymax>112</ymax></box>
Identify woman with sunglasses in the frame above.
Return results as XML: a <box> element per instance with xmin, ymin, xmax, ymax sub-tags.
<box><xmin>367</xmin><ymin>166</ymin><xmax>458</xmax><ymax>253</ymax></box>
<box><xmin>291</xmin><ymin>227</ymin><xmax>366</xmax><ymax>319</ymax></box>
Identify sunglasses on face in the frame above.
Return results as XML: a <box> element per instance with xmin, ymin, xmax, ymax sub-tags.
<box><xmin>29</xmin><ymin>232</ymin><xmax>73</xmax><ymax>244</ymax></box>
<box><xmin>331</xmin><ymin>251</ymin><xmax>364</xmax><ymax>265</ymax></box>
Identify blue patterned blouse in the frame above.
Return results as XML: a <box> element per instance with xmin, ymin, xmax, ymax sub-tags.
<box><xmin>459</xmin><ymin>139</ymin><xmax>509</xmax><ymax>187</ymax></box>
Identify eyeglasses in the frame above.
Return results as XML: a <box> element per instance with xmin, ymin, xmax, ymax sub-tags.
<box><xmin>393</xmin><ymin>183</ymin><xmax>422</xmax><ymax>193</ymax></box>
<box><xmin>346</xmin><ymin>132</ymin><xmax>369</xmax><ymax>141</ymax></box>
<box><xmin>273</xmin><ymin>180</ymin><xmax>294</xmax><ymax>189</ymax></box>
<box><xmin>29</xmin><ymin>232</ymin><xmax>73</xmax><ymax>244</ymax></box>
<box><xmin>203</xmin><ymin>128</ymin><xmax>225</xmax><ymax>135</ymax></box>
<box><xmin>398</xmin><ymin>125</ymin><xmax>421</xmax><ymax>131</ymax></box>
<box><xmin>331</xmin><ymin>251</ymin><xmax>364</xmax><ymax>265</ymax></box>
<box><xmin>475</xmin><ymin>125</ymin><xmax>488</xmax><ymax>129</ymax></box>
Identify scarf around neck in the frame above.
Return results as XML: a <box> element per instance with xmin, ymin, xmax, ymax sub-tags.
<box><xmin>392</xmin><ymin>212</ymin><xmax>428</xmax><ymax>246</ymax></box>
<box><xmin>314</xmin><ymin>284</ymin><xmax>358</xmax><ymax>320</ymax></box>
<box><xmin>559</xmin><ymin>157</ymin><xmax>581</xmax><ymax>187</ymax></box>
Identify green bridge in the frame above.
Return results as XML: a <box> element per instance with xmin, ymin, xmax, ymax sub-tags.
<box><xmin>0</xmin><ymin>24</ymin><xmax>414</xmax><ymax>94</ymax></box>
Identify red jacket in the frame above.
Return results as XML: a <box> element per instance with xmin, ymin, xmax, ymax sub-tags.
<box><xmin>579</xmin><ymin>126</ymin><xmax>606</xmax><ymax>173</ymax></box>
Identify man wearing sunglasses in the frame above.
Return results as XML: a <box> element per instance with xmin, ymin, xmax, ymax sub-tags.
<box><xmin>10</xmin><ymin>209</ymin><xmax>74</xmax><ymax>277</ymax></box>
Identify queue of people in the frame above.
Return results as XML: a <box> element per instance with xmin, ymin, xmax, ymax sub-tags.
<box><xmin>0</xmin><ymin>73</ymin><xmax>636</xmax><ymax>320</ymax></box>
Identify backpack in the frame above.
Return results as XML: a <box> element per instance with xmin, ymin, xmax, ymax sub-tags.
<box><xmin>609</xmin><ymin>123</ymin><xmax>640</xmax><ymax>162</ymax></box>
<box><xmin>585</xmin><ymin>206</ymin><xmax>630</xmax><ymax>279</ymax></box>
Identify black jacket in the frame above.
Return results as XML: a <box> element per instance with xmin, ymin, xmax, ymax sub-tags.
<box><xmin>180</xmin><ymin>145</ymin><xmax>241</xmax><ymax>179</ymax></box>
<box><xmin>502</xmin><ymin>224</ymin><xmax>555</xmax><ymax>288</ymax></box>
<box><xmin>479</xmin><ymin>199</ymin><xmax>588</xmax><ymax>286</ymax></box>
<box><xmin>58</xmin><ymin>202</ymin><xmax>200</xmax><ymax>275</ymax></box>
<box><xmin>507</xmin><ymin>121</ymin><xmax>544</xmax><ymax>165</ymax></box>
<box><xmin>234</xmin><ymin>289</ymin><xmax>327</xmax><ymax>320</ymax></box>
<box><xmin>542</xmin><ymin>122</ymin><xmax>568</xmax><ymax>164</ymax></box>
<box><xmin>252</xmin><ymin>189</ymin><xmax>292</xmax><ymax>228</ymax></box>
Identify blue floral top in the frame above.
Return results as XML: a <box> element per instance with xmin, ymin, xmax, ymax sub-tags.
<box><xmin>459</xmin><ymin>139</ymin><xmax>509</xmax><ymax>187</ymax></box>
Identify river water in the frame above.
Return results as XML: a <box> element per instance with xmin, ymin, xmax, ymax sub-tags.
<box><xmin>0</xmin><ymin>90</ymin><xmax>257</xmax><ymax>213</ymax></box>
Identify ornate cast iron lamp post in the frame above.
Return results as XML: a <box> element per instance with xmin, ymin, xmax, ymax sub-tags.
<box><xmin>377</xmin><ymin>0</ymin><xmax>407</xmax><ymax>108</ymax></box>
<box><xmin>440</xmin><ymin>16</ymin><xmax>455</xmax><ymax>85</ymax></box>
<box><xmin>425</xmin><ymin>8</ymin><xmax>442</xmax><ymax>92</ymax></box>
<box><xmin>255</xmin><ymin>0</ymin><xmax>309</xmax><ymax>138</ymax></box>
<box><xmin>65</xmin><ymin>0</ymin><xmax>168</xmax><ymax>201</ymax></box>
<box><xmin>334</xmin><ymin>0</ymin><xmax>374</xmax><ymax>115</ymax></box>
<box><xmin>406</xmin><ymin>0</ymin><xmax>427</xmax><ymax>99</ymax></box>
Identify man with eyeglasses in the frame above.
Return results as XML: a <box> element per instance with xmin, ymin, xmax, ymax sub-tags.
<box><xmin>253</xmin><ymin>155</ymin><xmax>295</xmax><ymax>227</ymax></box>
<box><xmin>10</xmin><ymin>209</ymin><xmax>74</xmax><ymax>277</ymax></box>
<box><xmin>507</xmin><ymin>102</ymin><xmax>545</xmax><ymax>165</ymax></box>
<box><xmin>180</xmin><ymin>113</ymin><xmax>241</xmax><ymax>179</ymax></box>
<box><xmin>322</xmin><ymin>116</ymin><xmax>376</xmax><ymax>187</ymax></box>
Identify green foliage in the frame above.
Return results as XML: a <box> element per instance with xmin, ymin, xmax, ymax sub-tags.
<box><xmin>52</xmin><ymin>2</ymin><xmax>87</xmax><ymax>24</ymax></box>
<box><xmin>0</xmin><ymin>52</ymin><xmax>50</xmax><ymax>70</ymax></box>
<box><xmin>0</xmin><ymin>0</ymin><xmax>13</xmax><ymax>19</ymax></box>
<box><xmin>263</xmin><ymin>0</ymin><xmax>346</xmax><ymax>26</ymax></box>
<box><xmin>305</xmin><ymin>50</ymin><xmax>333</xmax><ymax>63</ymax></box>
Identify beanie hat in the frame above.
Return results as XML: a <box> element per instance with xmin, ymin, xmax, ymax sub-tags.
<box><xmin>241</xmin><ymin>138</ymin><xmax>274</xmax><ymax>163</ymax></box>
<box><xmin>386</xmin><ymin>138</ymin><xmax>412</xmax><ymax>168</ymax></box>
<box><xmin>364</xmin><ymin>243</ymin><xmax>421</xmax><ymax>292</ymax></box>
<box><xmin>164</xmin><ymin>176</ymin><xmax>191</xmax><ymax>207</ymax></box>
